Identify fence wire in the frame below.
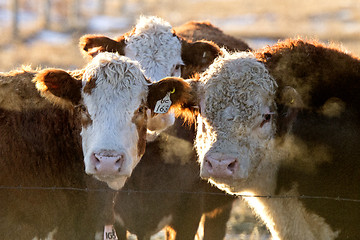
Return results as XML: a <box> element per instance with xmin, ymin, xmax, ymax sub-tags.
<box><xmin>1</xmin><ymin>185</ymin><xmax>360</xmax><ymax>202</ymax></box>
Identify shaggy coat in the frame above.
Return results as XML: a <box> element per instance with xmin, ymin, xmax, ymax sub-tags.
<box><xmin>0</xmin><ymin>68</ymin><xmax>95</xmax><ymax>239</ymax></box>
<box><xmin>0</xmin><ymin>53</ymin><xmax>191</xmax><ymax>239</ymax></box>
<box><xmin>174</xmin><ymin>39</ymin><xmax>360</xmax><ymax>239</ymax></box>
<box><xmin>79</xmin><ymin>16</ymin><xmax>239</xmax><ymax>239</ymax></box>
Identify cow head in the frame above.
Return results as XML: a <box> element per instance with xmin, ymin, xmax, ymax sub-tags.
<box><xmin>175</xmin><ymin>51</ymin><xmax>302</xmax><ymax>188</ymax></box>
<box><xmin>79</xmin><ymin>16</ymin><xmax>221</xmax><ymax>81</ymax></box>
<box><xmin>33</xmin><ymin>52</ymin><xmax>191</xmax><ymax>190</ymax></box>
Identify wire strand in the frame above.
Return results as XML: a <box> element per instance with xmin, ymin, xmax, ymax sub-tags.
<box><xmin>1</xmin><ymin>185</ymin><xmax>359</xmax><ymax>202</ymax></box>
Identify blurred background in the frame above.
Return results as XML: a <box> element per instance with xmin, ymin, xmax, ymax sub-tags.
<box><xmin>1</xmin><ymin>0</ymin><xmax>360</xmax><ymax>72</ymax></box>
<box><xmin>1</xmin><ymin>0</ymin><xmax>359</xmax><ymax>239</ymax></box>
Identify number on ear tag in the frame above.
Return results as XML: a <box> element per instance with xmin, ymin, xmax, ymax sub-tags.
<box><xmin>104</xmin><ymin>225</ymin><xmax>118</xmax><ymax>240</ymax></box>
<box><xmin>154</xmin><ymin>92</ymin><xmax>172</xmax><ymax>114</ymax></box>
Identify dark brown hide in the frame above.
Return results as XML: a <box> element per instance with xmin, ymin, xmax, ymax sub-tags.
<box><xmin>34</xmin><ymin>69</ymin><xmax>82</xmax><ymax>105</ymax></box>
<box><xmin>114</xmin><ymin>118</ymin><xmax>236</xmax><ymax>240</ymax></box>
<box><xmin>174</xmin><ymin>21</ymin><xmax>251</xmax><ymax>52</ymax></box>
<box><xmin>79</xmin><ymin>34</ymin><xmax>126</xmax><ymax>58</ymax></box>
<box><xmin>256</xmin><ymin>38</ymin><xmax>360</xmax><ymax>239</ymax></box>
<box><xmin>147</xmin><ymin>77</ymin><xmax>192</xmax><ymax>113</ymax></box>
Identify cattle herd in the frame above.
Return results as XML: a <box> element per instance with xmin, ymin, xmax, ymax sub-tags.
<box><xmin>0</xmin><ymin>15</ymin><xmax>359</xmax><ymax>240</ymax></box>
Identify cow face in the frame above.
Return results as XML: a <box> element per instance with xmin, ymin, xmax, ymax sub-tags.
<box><xmin>79</xmin><ymin>16</ymin><xmax>221</xmax><ymax>81</ymax></box>
<box><xmin>191</xmin><ymin>52</ymin><xmax>280</xmax><ymax>187</ymax></box>
<box><xmin>34</xmin><ymin>52</ymin><xmax>191</xmax><ymax>190</ymax></box>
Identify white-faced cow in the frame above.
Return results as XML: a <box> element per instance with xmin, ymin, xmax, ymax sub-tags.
<box><xmin>80</xmin><ymin>16</ymin><xmax>223</xmax><ymax>135</ymax></box>
<box><xmin>78</xmin><ymin>16</ymin><xmax>241</xmax><ymax>240</ymax></box>
<box><xmin>0</xmin><ymin>52</ymin><xmax>190</xmax><ymax>239</ymax></box>
<box><xmin>171</xmin><ymin>39</ymin><xmax>360</xmax><ymax>239</ymax></box>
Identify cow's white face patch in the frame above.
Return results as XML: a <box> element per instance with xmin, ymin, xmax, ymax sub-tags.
<box><xmin>80</xmin><ymin>52</ymin><xmax>149</xmax><ymax>190</ymax></box>
<box><xmin>124</xmin><ymin>16</ymin><xmax>183</xmax><ymax>82</ymax></box>
<box><xmin>194</xmin><ymin>51</ymin><xmax>278</xmax><ymax>186</ymax></box>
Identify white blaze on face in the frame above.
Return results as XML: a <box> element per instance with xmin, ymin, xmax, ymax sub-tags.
<box><xmin>124</xmin><ymin>16</ymin><xmax>183</xmax><ymax>82</ymax></box>
<box><xmin>195</xmin><ymin>50</ymin><xmax>278</xmax><ymax>185</ymax></box>
<box><xmin>80</xmin><ymin>52</ymin><xmax>149</xmax><ymax>190</ymax></box>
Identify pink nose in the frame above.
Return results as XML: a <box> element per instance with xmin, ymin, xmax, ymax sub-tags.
<box><xmin>203</xmin><ymin>154</ymin><xmax>238</xmax><ymax>178</ymax></box>
<box><xmin>91</xmin><ymin>151</ymin><xmax>125</xmax><ymax>175</ymax></box>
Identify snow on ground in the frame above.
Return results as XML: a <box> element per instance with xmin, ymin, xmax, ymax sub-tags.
<box><xmin>87</xmin><ymin>15</ymin><xmax>132</xmax><ymax>33</ymax></box>
<box><xmin>27</xmin><ymin>30</ymin><xmax>73</xmax><ymax>45</ymax></box>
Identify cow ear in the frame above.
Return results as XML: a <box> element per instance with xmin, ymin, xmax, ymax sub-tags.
<box><xmin>147</xmin><ymin>77</ymin><xmax>199</xmax><ymax>124</ymax></box>
<box><xmin>33</xmin><ymin>69</ymin><xmax>82</xmax><ymax>108</ymax></box>
<box><xmin>181</xmin><ymin>40</ymin><xmax>221</xmax><ymax>78</ymax></box>
<box><xmin>276</xmin><ymin>86</ymin><xmax>304</xmax><ymax>136</ymax></box>
<box><xmin>79</xmin><ymin>34</ymin><xmax>126</xmax><ymax>58</ymax></box>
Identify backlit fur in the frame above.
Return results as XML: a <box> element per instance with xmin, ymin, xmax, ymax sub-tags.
<box><xmin>196</xmin><ymin>40</ymin><xmax>360</xmax><ymax>239</ymax></box>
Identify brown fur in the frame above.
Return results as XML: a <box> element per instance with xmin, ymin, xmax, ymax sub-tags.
<box><xmin>131</xmin><ymin>104</ymin><xmax>148</xmax><ymax>157</ymax></box>
<box><xmin>0</xmin><ymin>67</ymin><xmax>126</xmax><ymax>239</ymax></box>
<box><xmin>180</xmin><ymin>40</ymin><xmax>222</xmax><ymax>79</ymax></box>
<box><xmin>147</xmin><ymin>77</ymin><xmax>192</xmax><ymax>113</ymax></box>
<box><xmin>79</xmin><ymin>34</ymin><xmax>126</xmax><ymax>58</ymax></box>
<box><xmin>114</xmin><ymin>118</ymin><xmax>236</xmax><ymax>240</ymax></box>
<box><xmin>83</xmin><ymin>76</ymin><xmax>97</xmax><ymax>95</ymax></box>
<box><xmin>33</xmin><ymin>69</ymin><xmax>82</xmax><ymax>107</ymax></box>
<box><xmin>180</xmin><ymin>38</ymin><xmax>360</xmax><ymax>239</ymax></box>
<box><xmin>175</xmin><ymin>21</ymin><xmax>251</xmax><ymax>79</ymax></box>
<box><xmin>174</xmin><ymin>21</ymin><xmax>251</xmax><ymax>52</ymax></box>
<box><xmin>0</xmin><ymin>67</ymin><xmax>50</xmax><ymax>111</ymax></box>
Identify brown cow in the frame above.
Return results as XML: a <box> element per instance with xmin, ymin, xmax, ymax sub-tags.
<box><xmin>170</xmin><ymin>39</ymin><xmax>360</xmax><ymax>239</ymax></box>
<box><xmin>0</xmin><ymin>53</ymin><xmax>191</xmax><ymax>239</ymax></box>
<box><xmin>78</xmin><ymin>16</ymin><xmax>241</xmax><ymax>239</ymax></box>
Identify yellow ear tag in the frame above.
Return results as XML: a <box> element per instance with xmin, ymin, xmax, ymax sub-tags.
<box><xmin>170</xmin><ymin>88</ymin><xmax>175</xmax><ymax>94</ymax></box>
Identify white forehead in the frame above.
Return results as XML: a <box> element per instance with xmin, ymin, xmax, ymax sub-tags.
<box><xmin>199</xmin><ymin>50</ymin><xmax>277</xmax><ymax>127</ymax></box>
<box><xmin>82</xmin><ymin>52</ymin><xmax>148</xmax><ymax>116</ymax></box>
<box><xmin>124</xmin><ymin>16</ymin><xmax>183</xmax><ymax>81</ymax></box>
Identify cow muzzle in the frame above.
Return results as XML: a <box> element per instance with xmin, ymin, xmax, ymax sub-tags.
<box><xmin>88</xmin><ymin>150</ymin><xmax>129</xmax><ymax>177</ymax></box>
<box><xmin>201</xmin><ymin>153</ymin><xmax>239</xmax><ymax>179</ymax></box>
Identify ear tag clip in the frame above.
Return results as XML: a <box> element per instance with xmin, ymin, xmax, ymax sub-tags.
<box><xmin>154</xmin><ymin>89</ymin><xmax>174</xmax><ymax>114</ymax></box>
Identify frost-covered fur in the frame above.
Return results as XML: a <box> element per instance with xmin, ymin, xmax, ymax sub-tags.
<box><xmin>194</xmin><ymin>50</ymin><xmax>337</xmax><ymax>239</ymax></box>
<box><xmin>81</xmin><ymin>52</ymin><xmax>149</xmax><ymax>189</ymax></box>
<box><xmin>124</xmin><ymin>16</ymin><xmax>183</xmax><ymax>82</ymax></box>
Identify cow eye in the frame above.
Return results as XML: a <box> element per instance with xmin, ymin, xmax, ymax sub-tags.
<box><xmin>75</xmin><ymin>104</ymin><xmax>86</xmax><ymax>113</ymax></box>
<box><xmin>260</xmin><ymin>114</ymin><xmax>272</xmax><ymax>127</ymax></box>
<box><xmin>138</xmin><ymin>106</ymin><xmax>146</xmax><ymax>113</ymax></box>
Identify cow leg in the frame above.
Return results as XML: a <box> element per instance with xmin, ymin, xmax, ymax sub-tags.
<box><xmin>168</xmin><ymin>196</ymin><xmax>203</xmax><ymax>240</ymax></box>
<box><xmin>203</xmin><ymin>202</ymin><xmax>233</xmax><ymax>240</ymax></box>
<box><xmin>113</xmin><ymin>222</ymin><xmax>127</xmax><ymax>240</ymax></box>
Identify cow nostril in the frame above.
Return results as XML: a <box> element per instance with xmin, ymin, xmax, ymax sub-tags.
<box><xmin>205</xmin><ymin>159</ymin><xmax>213</xmax><ymax>169</ymax></box>
<box><xmin>227</xmin><ymin>160</ymin><xmax>237</xmax><ymax>173</ymax></box>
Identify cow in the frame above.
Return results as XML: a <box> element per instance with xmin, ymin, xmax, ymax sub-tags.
<box><xmin>78</xmin><ymin>16</ymin><xmax>240</xmax><ymax>239</ymax></box>
<box><xmin>113</xmin><ymin>117</ymin><xmax>236</xmax><ymax>240</ymax></box>
<box><xmin>79</xmin><ymin>15</ymin><xmax>223</xmax><ymax>136</ymax></box>
<box><xmin>0</xmin><ymin>52</ymin><xmax>190</xmax><ymax>239</ymax></box>
<box><xmin>170</xmin><ymin>39</ymin><xmax>360</xmax><ymax>239</ymax></box>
